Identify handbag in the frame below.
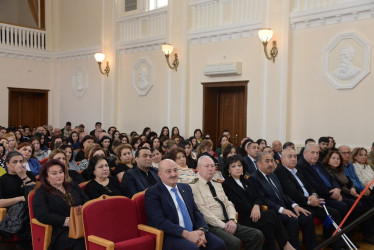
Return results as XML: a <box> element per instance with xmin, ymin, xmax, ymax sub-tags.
<box><xmin>68</xmin><ymin>205</ymin><xmax>84</xmax><ymax>239</ymax></box>
<box><xmin>0</xmin><ymin>201</ymin><xmax>28</xmax><ymax>238</ymax></box>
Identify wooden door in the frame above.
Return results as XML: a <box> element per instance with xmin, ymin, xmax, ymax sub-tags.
<box><xmin>8</xmin><ymin>88</ymin><xmax>49</xmax><ymax>128</ymax></box>
<box><xmin>202</xmin><ymin>81</ymin><xmax>247</xmax><ymax>147</ymax></box>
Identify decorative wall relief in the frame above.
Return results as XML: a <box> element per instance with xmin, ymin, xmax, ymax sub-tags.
<box><xmin>72</xmin><ymin>67</ymin><xmax>88</xmax><ymax>98</ymax></box>
<box><xmin>323</xmin><ymin>32</ymin><xmax>370</xmax><ymax>90</ymax></box>
<box><xmin>132</xmin><ymin>58</ymin><xmax>153</xmax><ymax>96</ymax></box>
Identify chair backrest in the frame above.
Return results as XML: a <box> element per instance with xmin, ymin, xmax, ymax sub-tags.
<box><xmin>28</xmin><ymin>189</ymin><xmax>36</xmax><ymax>219</ymax></box>
<box><xmin>82</xmin><ymin>195</ymin><xmax>140</xmax><ymax>245</ymax></box>
<box><xmin>79</xmin><ymin>181</ymin><xmax>89</xmax><ymax>191</ymax></box>
<box><xmin>132</xmin><ymin>192</ymin><xmax>146</xmax><ymax>224</ymax></box>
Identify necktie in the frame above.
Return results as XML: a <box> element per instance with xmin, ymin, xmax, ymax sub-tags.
<box><xmin>171</xmin><ymin>188</ymin><xmax>193</xmax><ymax>231</ymax></box>
<box><xmin>266</xmin><ymin>175</ymin><xmax>284</xmax><ymax>205</ymax></box>
<box><xmin>207</xmin><ymin>181</ymin><xmax>229</xmax><ymax>221</ymax></box>
<box><xmin>313</xmin><ymin>165</ymin><xmax>332</xmax><ymax>188</ymax></box>
<box><xmin>253</xmin><ymin>160</ymin><xmax>258</xmax><ymax>170</ymax></box>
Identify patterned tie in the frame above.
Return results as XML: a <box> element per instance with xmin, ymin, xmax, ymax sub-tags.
<box><xmin>253</xmin><ymin>160</ymin><xmax>258</xmax><ymax>170</ymax></box>
<box><xmin>171</xmin><ymin>188</ymin><xmax>193</xmax><ymax>231</ymax></box>
<box><xmin>266</xmin><ymin>175</ymin><xmax>285</xmax><ymax>206</ymax></box>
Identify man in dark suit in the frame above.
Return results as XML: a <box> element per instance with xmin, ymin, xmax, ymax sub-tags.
<box><xmin>250</xmin><ymin>152</ymin><xmax>318</xmax><ymax>250</ymax></box>
<box><xmin>272</xmin><ymin>140</ymin><xmax>282</xmax><ymax>164</ymax></box>
<box><xmin>297</xmin><ymin>143</ymin><xmax>353</xmax><ymax>217</ymax></box>
<box><xmin>243</xmin><ymin>142</ymin><xmax>259</xmax><ymax>175</ymax></box>
<box><xmin>274</xmin><ymin>148</ymin><xmax>347</xmax><ymax>249</ymax></box>
<box><xmin>297</xmin><ymin>143</ymin><xmax>374</xmax><ymax>244</ymax></box>
<box><xmin>145</xmin><ymin>159</ymin><xmax>226</xmax><ymax>250</ymax></box>
<box><xmin>121</xmin><ymin>147</ymin><xmax>160</xmax><ymax>197</ymax></box>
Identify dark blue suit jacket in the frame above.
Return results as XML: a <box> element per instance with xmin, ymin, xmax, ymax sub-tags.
<box><xmin>250</xmin><ymin>170</ymin><xmax>295</xmax><ymax>212</ymax></box>
<box><xmin>296</xmin><ymin>157</ymin><xmax>340</xmax><ymax>199</ymax></box>
<box><xmin>273</xmin><ymin>151</ymin><xmax>281</xmax><ymax>164</ymax></box>
<box><xmin>121</xmin><ymin>166</ymin><xmax>160</xmax><ymax>198</ymax></box>
<box><xmin>244</xmin><ymin>156</ymin><xmax>257</xmax><ymax>175</ymax></box>
<box><xmin>145</xmin><ymin>182</ymin><xmax>207</xmax><ymax>237</ymax></box>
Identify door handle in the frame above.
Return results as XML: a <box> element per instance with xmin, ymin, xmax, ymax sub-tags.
<box><xmin>231</xmin><ymin>134</ymin><xmax>238</xmax><ymax>144</ymax></box>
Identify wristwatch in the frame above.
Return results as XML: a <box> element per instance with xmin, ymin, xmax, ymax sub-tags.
<box><xmin>229</xmin><ymin>218</ymin><xmax>237</xmax><ymax>224</ymax></box>
<box><xmin>199</xmin><ymin>228</ymin><xmax>209</xmax><ymax>236</ymax></box>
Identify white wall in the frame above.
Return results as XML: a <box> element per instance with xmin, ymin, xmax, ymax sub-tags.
<box><xmin>1</xmin><ymin>0</ymin><xmax>373</xmax><ymax>148</ymax></box>
<box><xmin>288</xmin><ymin>18</ymin><xmax>374</xmax><ymax>148</ymax></box>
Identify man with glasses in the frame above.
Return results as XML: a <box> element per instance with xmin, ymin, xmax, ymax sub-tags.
<box><xmin>339</xmin><ymin>145</ymin><xmax>369</xmax><ymax>196</ymax></box>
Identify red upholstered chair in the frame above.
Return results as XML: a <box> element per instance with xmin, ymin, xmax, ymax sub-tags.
<box><xmin>82</xmin><ymin>195</ymin><xmax>163</xmax><ymax>250</ymax></box>
<box><xmin>132</xmin><ymin>191</ymin><xmax>147</xmax><ymax>224</ymax></box>
<box><xmin>28</xmin><ymin>189</ymin><xmax>53</xmax><ymax>250</ymax></box>
<box><xmin>39</xmin><ymin>157</ymin><xmax>49</xmax><ymax>166</ymax></box>
<box><xmin>79</xmin><ymin>181</ymin><xmax>89</xmax><ymax>191</ymax></box>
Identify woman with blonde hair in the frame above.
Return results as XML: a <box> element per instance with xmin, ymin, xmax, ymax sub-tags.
<box><xmin>113</xmin><ymin>144</ymin><xmax>135</xmax><ymax>180</ymax></box>
<box><xmin>351</xmin><ymin>147</ymin><xmax>374</xmax><ymax>190</ymax></box>
<box><xmin>4</xmin><ymin>133</ymin><xmax>17</xmax><ymax>154</ymax></box>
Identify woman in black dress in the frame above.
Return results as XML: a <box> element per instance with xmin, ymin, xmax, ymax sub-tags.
<box><xmin>33</xmin><ymin>159</ymin><xmax>88</xmax><ymax>250</ymax></box>
<box><xmin>85</xmin><ymin>155</ymin><xmax>127</xmax><ymax>199</ymax></box>
<box><xmin>222</xmin><ymin>155</ymin><xmax>294</xmax><ymax>250</ymax></box>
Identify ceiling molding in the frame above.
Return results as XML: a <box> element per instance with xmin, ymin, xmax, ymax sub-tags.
<box><xmin>290</xmin><ymin>0</ymin><xmax>374</xmax><ymax>30</ymax></box>
<box><xmin>0</xmin><ymin>45</ymin><xmax>52</xmax><ymax>61</ymax></box>
<box><xmin>188</xmin><ymin>20</ymin><xmax>262</xmax><ymax>44</ymax></box>
<box><xmin>0</xmin><ymin>45</ymin><xmax>101</xmax><ymax>62</ymax></box>
<box><xmin>117</xmin><ymin>36</ymin><xmax>166</xmax><ymax>54</ymax></box>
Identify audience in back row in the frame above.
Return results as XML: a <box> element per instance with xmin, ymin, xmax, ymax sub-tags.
<box><xmin>1</xmin><ymin>123</ymin><xmax>374</xmax><ymax>249</ymax></box>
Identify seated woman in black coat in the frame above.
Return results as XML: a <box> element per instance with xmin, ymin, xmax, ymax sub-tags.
<box><xmin>0</xmin><ymin>151</ymin><xmax>36</xmax><ymax>239</ymax></box>
<box><xmin>222</xmin><ymin>156</ymin><xmax>294</xmax><ymax>250</ymax></box>
<box><xmin>85</xmin><ymin>155</ymin><xmax>127</xmax><ymax>200</ymax></box>
<box><xmin>33</xmin><ymin>159</ymin><xmax>88</xmax><ymax>250</ymax></box>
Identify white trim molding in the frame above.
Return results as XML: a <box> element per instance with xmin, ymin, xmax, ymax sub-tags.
<box><xmin>188</xmin><ymin>20</ymin><xmax>262</xmax><ymax>44</ymax></box>
<box><xmin>290</xmin><ymin>0</ymin><xmax>374</xmax><ymax>30</ymax></box>
<box><xmin>323</xmin><ymin>32</ymin><xmax>371</xmax><ymax>90</ymax></box>
<box><xmin>0</xmin><ymin>45</ymin><xmax>101</xmax><ymax>62</ymax></box>
<box><xmin>54</xmin><ymin>46</ymin><xmax>101</xmax><ymax>62</ymax></box>
<box><xmin>0</xmin><ymin>45</ymin><xmax>52</xmax><ymax>61</ymax></box>
<box><xmin>117</xmin><ymin>36</ymin><xmax>166</xmax><ymax>54</ymax></box>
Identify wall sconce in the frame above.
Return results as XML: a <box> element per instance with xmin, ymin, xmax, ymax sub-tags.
<box><xmin>94</xmin><ymin>53</ymin><xmax>110</xmax><ymax>77</ymax></box>
<box><xmin>258</xmin><ymin>28</ymin><xmax>278</xmax><ymax>63</ymax></box>
<box><xmin>162</xmin><ymin>43</ymin><xmax>179</xmax><ymax>71</ymax></box>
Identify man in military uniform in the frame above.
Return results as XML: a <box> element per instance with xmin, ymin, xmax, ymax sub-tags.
<box><xmin>189</xmin><ymin>155</ymin><xmax>264</xmax><ymax>250</ymax></box>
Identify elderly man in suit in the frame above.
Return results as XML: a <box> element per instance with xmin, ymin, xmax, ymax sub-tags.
<box><xmin>121</xmin><ymin>147</ymin><xmax>160</xmax><ymax>197</ymax></box>
<box><xmin>274</xmin><ymin>148</ymin><xmax>347</xmax><ymax>249</ymax></box>
<box><xmin>250</xmin><ymin>152</ymin><xmax>318</xmax><ymax>250</ymax></box>
<box><xmin>190</xmin><ymin>156</ymin><xmax>264</xmax><ymax>250</ymax></box>
<box><xmin>145</xmin><ymin>159</ymin><xmax>226</xmax><ymax>250</ymax></box>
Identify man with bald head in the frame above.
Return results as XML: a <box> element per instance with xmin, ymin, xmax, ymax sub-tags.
<box><xmin>272</xmin><ymin>140</ymin><xmax>282</xmax><ymax>164</ymax></box>
<box><xmin>145</xmin><ymin>159</ymin><xmax>225</xmax><ymax>250</ymax></box>
<box><xmin>190</xmin><ymin>156</ymin><xmax>263</xmax><ymax>250</ymax></box>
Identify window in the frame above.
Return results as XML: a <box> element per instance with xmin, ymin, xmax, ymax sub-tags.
<box><xmin>149</xmin><ymin>0</ymin><xmax>168</xmax><ymax>11</ymax></box>
<box><xmin>125</xmin><ymin>0</ymin><xmax>137</xmax><ymax>12</ymax></box>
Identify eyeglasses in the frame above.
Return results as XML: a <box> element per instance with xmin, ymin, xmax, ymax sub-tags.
<box><xmin>340</xmin><ymin>152</ymin><xmax>351</xmax><ymax>155</ymax></box>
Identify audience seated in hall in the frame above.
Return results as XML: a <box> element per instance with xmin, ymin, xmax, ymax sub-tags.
<box><xmin>2</xmin><ymin>122</ymin><xmax>374</xmax><ymax>249</ymax></box>
<box><xmin>250</xmin><ymin>152</ymin><xmax>318</xmax><ymax>250</ymax></box>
